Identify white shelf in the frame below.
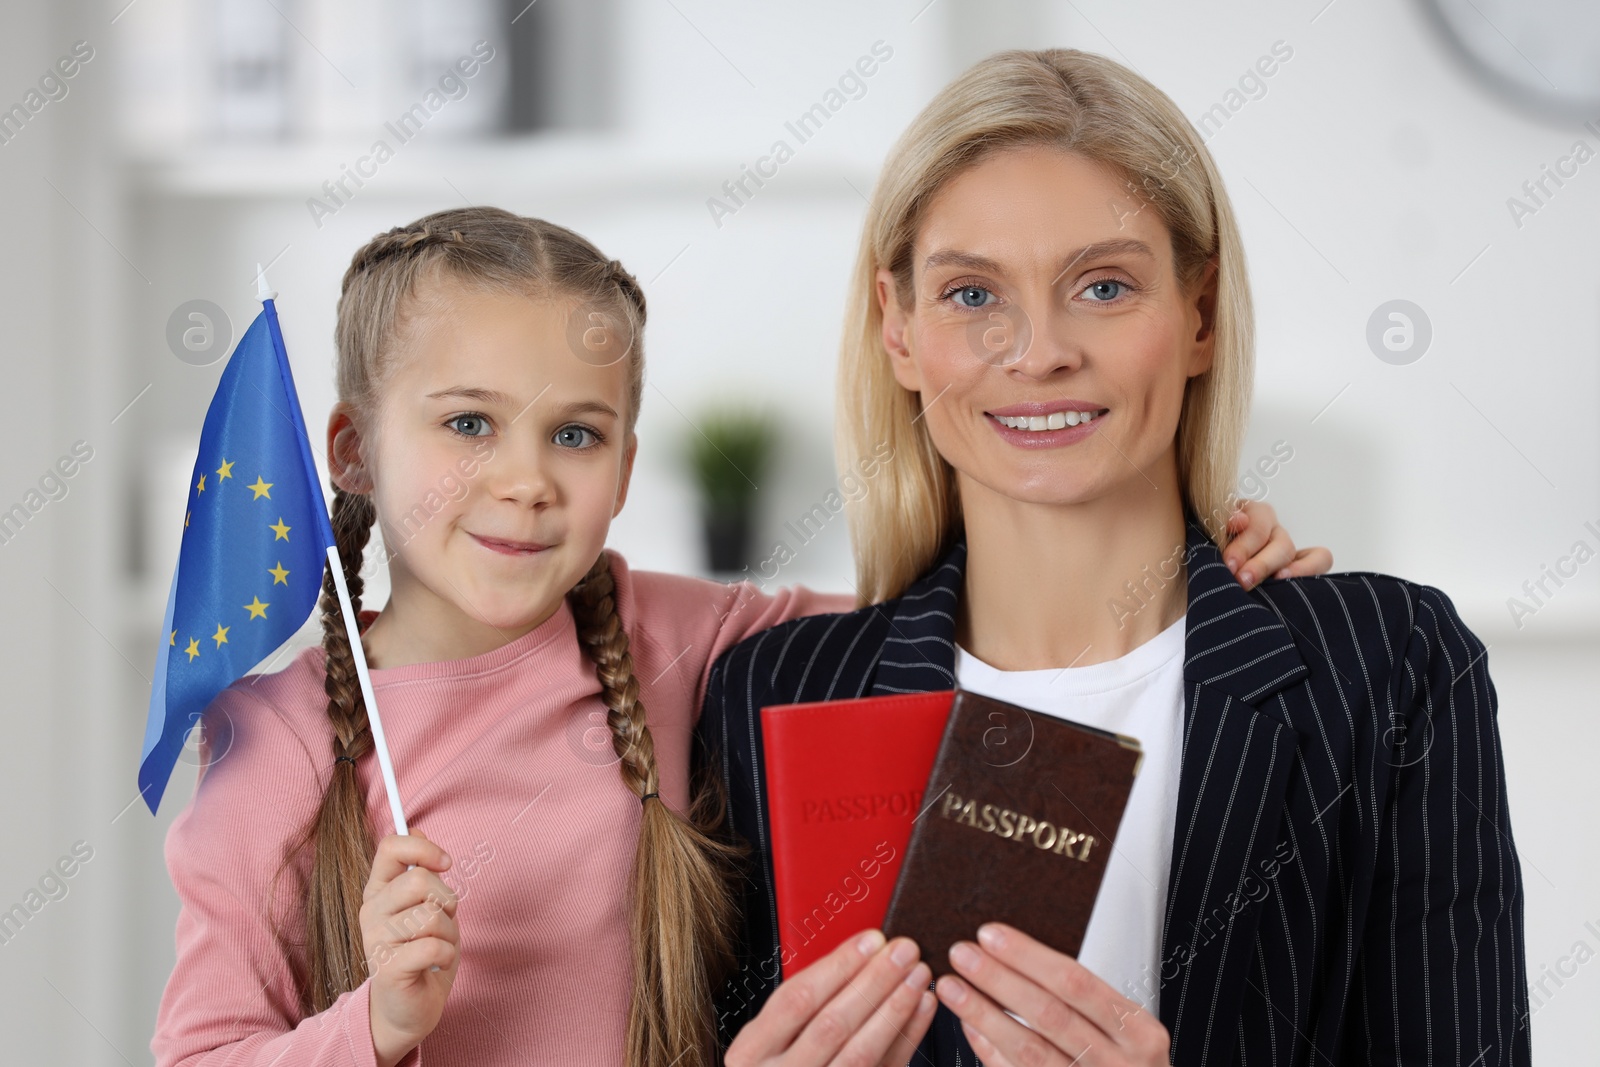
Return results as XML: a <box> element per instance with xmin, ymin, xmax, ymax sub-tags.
<box><xmin>125</xmin><ymin>133</ymin><xmax>881</xmax><ymax>203</ymax></box>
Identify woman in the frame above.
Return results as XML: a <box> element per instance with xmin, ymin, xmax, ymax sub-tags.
<box><xmin>696</xmin><ymin>49</ymin><xmax>1529</xmax><ymax>1067</ymax></box>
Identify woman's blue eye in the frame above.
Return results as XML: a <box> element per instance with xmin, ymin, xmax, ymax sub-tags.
<box><xmin>951</xmin><ymin>285</ymin><xmax>994</xmax><ymax>308</ymax></box>
<box><xmin>1083</xmin><ymin>279</ymin><xmax>1128</xmax><ymax>302</ymax></box>
<box><xmin>553</xmin><ymin>425</ymin><xmax>599</xmax><ymax>449</ymax></box>
<box><xmin>449</xmin><ymin>414</ymin><xmax>490</xmax><ymax>437</ymax></box>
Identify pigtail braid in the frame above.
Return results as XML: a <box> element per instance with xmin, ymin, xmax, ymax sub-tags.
<box><xmin>300</xmin><ymin>486</ymin><xmax>380</xmax><ymax>1013</ymax></box>
<box><xmin>568</xmin><ymin>552</ymin><xmax>744</xmax><ymax>1067</ymax></box>
<box><xmin>603</xmin><ymin>257</ymin><xmax>647</xmax><ymax>322</ymax></box>
<box><xmin>341</xmin><ymin>225</ymin><xmax>466</xmax><ymax>291</ymax></box>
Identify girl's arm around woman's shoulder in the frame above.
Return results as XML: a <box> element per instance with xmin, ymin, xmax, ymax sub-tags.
<box><xmin>151</xmin><ymin>678</ymin><xmax>406</xmax><ymax>1067</ymax></box>
<box><xmin>609</xmin><ymin>549</ymin><xmax>853</xmax><ymax>716</ymax></box>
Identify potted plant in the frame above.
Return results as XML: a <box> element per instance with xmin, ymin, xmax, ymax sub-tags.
<box><xmin>684</xmin><ymin>407</ymin><xmax>777</xmax><ymax>574</ymax></box>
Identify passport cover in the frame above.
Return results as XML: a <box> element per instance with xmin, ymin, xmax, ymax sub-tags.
<box><xmin>760</xmin><ymin>690</ymin><xmax>955</xmax><ymax>976</ymax></box>
<box><xmin>883</xmin><ymin>688</ymin><xmax>1142</xmax><ymax>976</ymax></box>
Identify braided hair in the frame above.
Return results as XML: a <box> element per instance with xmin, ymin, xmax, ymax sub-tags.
<box><xmin>273</xmin><ymin>207</ymin><xmax>740</xmax><ymax>1067</ymax></box>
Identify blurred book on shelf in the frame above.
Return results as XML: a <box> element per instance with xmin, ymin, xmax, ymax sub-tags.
<box><xmin>114</xmin><ymin>0</ymin><xmax>623</xmax><ymax>150</ymax></box>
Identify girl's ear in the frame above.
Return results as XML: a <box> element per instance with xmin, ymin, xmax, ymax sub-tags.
<box><xmin>876</xmin><ymin>267</ymin><xmax>924</xmax><ymax>393</ymax></box>
<box><xmin>611</xmin><ymin>433</ymin><xmax>638</xmax><ymax>518</ymax></box>
<box><xmin>327</xmin><ymin>403</ymin><xmax>374</xmax><ymax>495</ymax></box>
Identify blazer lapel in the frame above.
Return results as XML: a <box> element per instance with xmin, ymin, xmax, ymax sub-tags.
<box><xmin>866</xmin><ymin>540</ymin><xmax>965</xmax><ymax>697</ymax></box>
<box><xmin>1158</xmin><ymin>517</ymin><xmax>1309</xmax><ymax>1067</ymax></box>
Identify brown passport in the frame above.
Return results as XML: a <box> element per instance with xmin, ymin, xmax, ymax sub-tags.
<box><xmin>882</xmin><ymin>688</ymin><xmax>1142</xmax><ymax>976</ymax></box>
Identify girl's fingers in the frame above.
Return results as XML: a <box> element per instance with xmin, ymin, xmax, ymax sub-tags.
<box><xmin>362</xmin><ymin>873</ymin><xmax>460</xmax><ymax>972</ymax></box>
<box><xmin>368</xmin><ymin>899</ymin><xmax>458</xmax><ymax>950</ymax></box>
<box><xmin>366</xmin><ymin>867</ymin><xmax>459</xmax><ymax>925</ymax></box>
<box><xmin>1237</xmin><ymin>525</ymin><xmax>1296</xmax><ymax>589</ymax></box>
<box><xmin>373</xmin><ymin>934</ymin><xmax>459</xmax><ymax>981</ymax></box>
<box><xmin>1278</xmin><ymin>544</ymin><xmax>1333</xmax><ymax>578</ymax></box>
<box><xmin>870</xmin><ymin>982</ymin><xmax>937</xmax><ymax>1067</ymax></box>
<box><xmin>367</xmin><ymin>832</ymin><xmax>452</xmax><ymax>897</ymax></box>
<box><xmin>785</xmin><ymin>937</ymin><xmax>925</xmax><ymax>1065</ymax></box>
<box><xmin>729</xmin><ymin>928</ymin><xmax>884</xmax><ymax>1058</ymax></box>
<box><xmin>1222</xmin><ymin>500</ymin><xmax>1275</xmax><ymax>577</ymax></box>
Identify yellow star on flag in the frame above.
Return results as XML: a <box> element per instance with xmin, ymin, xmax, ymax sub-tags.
<box><xmin>243</xmin><ymin>596</ymin><xmax>269</xmax><ymax>620</ymax></box>
<box><xmin>270</xmin><ymin>517</ymin><xmax>291</xmax><ymax>540</ymax></box>
<box><xmin>184</xmin><ymin>637</ymin><xmax>201</xmax><ymax>662</ymax></box>
<box><xmin>211</xmin><ymin>623</ymin><xmax>230</xmax><ymax>647</ymax></box>
<box><xmin>216</xmin><ymin>458</ymin><xmax>234</xmax><ymax>481</ymax></box>
<box><xmin>248</xmin><ymin>476</ymin><xmax>272</xmax><ymax>500</ymax></box>
<box><xmin>196</xmin><ymin>473</ymin><xmax>206</xmax><ymax>493</ymax></box>
<box><xmin>170</xmin><ymin>630</ymin><xmax>176</xmax><ymax>646</ymax></box>
<box><xmin>268</xmin><ymin>561</ymin><xmax>290</xmax><ymax>585</ymax></box>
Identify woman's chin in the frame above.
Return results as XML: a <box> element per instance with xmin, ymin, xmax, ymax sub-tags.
<box><xmin>963</xmin><ymin>463</ymin><xmax>1107</xmax><ymax>508</ymax></box>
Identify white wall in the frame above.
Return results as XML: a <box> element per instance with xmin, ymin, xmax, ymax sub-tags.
<box><xmin>0</xmin><ymin>0</ymin><xmax>1592</xmax><ymax>1062</ymax></box>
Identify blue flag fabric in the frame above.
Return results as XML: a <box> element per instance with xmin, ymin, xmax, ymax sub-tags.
<box><xmin>140</xmin><ymin>300</ymin><xmax>336</xmax><ymax>814</ymax></box>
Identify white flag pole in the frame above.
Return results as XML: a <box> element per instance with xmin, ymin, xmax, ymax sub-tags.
<box><xmin>324</xmin><ymin>544</ymin><xmax>408</xmax><ymax>837</ymax></box>
<box><xmin>258</xmin><ymin>265</ymin><xmax>409</xmax><ymax>839</ymax></box>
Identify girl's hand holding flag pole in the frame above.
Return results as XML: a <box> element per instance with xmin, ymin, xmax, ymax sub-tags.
<box><xmin>141</xmin><ymin>267</ymin><xmax>408</xmax><ymax>837</ymax></box>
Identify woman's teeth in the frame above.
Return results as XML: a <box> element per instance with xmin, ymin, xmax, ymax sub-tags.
<box><xmin>993</xmin><ymin>410</ymin><xmax>1101</xmax><ymax>431</ymax></box>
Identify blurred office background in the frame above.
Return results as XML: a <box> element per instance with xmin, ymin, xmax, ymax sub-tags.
<box><xmin>1</xmin><ymin>0</ymin><xmax>1596</xmax><ymax>1061</ymax></box>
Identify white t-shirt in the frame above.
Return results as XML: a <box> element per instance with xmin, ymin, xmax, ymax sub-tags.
<box><xmin>953</xmin><ymin>613</ymin><xmax>1185</xmax><ymax>1015</ymax></box>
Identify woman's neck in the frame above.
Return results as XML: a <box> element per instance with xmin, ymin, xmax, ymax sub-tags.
<box><xmin>955</xmin><ymin>468</ymin><xmax>1189</xmax><ymax>672</ymax></box>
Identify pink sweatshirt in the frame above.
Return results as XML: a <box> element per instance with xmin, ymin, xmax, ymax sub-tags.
<box><xmin>151</xmin><ymin>551</ymin><xmax>850</xmax><ymax>1067</ymax></box>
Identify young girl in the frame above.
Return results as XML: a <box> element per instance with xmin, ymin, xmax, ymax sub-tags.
<box><xmin>149</xmin><ymin>207</ymin><xmax>1322</xmax><ymax>1067</ymax></box>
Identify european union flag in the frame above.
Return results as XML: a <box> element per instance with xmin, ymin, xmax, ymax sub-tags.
<box><xmin>140</xmin><ymin>297</ymin><xmax>336</xmax><ymax>814</ymax></box>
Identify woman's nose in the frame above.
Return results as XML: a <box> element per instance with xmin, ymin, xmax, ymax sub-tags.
<box><xmin>1002</xmin><ymin>302</ymin><xmax>1083</xmax><ymax>380</ymax></box>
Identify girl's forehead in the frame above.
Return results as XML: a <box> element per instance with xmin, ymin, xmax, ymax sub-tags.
<box><xmin>386</xmin><ymin>286</ymin><xmax>632</xmax><ymax>409</ymax></box>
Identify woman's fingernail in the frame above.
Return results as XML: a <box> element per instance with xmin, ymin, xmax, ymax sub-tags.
<box><xmin>1276</xmin><ymin>568</ymin><xmax>1290</xmax><ymax>579</ymax></box>
<box><xmin>890</xmin><ymin>938</ymin><xmax>918</xmax><ymax>967</ymax></box>
<box><xmin>904</xmin><ymin>962</ymin><xmax>931</xmax><ymax>989</ymax></box>
<box><xmin>857</xmin><ymin>929</ymin><xmax>886</xmax><ymax>955</ymax></box>
<box><xmin>938</xmin><ymin>975</ymin><xmax>968</xmax><ymax>1005</ymax></box>
<box><xmin>1226</xmin><ymin>557</ymin><xmax>1239</xmax><ymax>574</ymax></box>
<box><xmin>1239</xmin><ymin>570</ymin><xmax>1253</xmax><ymax>587</ymax></box>
<box><xmin>949</xmin><ymin>942</ymin><xmax>980</xmax><ymax>972</ymax></box>
<box><xmin>977</xmin><ymin>923</ymin><xmax>1006</xmax><ymax>950</ymax></box>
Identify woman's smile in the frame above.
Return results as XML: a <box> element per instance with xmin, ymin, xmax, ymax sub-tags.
<box><xmin>984</xmin><ymin>400</ymin><xmax>1109</xmax><ymax>449</ymax></box>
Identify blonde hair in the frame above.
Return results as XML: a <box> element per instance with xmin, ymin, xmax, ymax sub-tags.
<box><xmin>271</xmin><ymin>207</ymin><xmax>740</xmax><ymax>1067</ymax></box>
<box><xmin>837</xmin><ymin>48</ymin><xmax>1252</xmax><ymax>604</ymax></box>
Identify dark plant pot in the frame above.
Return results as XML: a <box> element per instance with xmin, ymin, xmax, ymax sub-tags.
<box><xmin>702</xmin><ymin>508</ymin><xmax>752</xmax><ymax>574</ymax></box>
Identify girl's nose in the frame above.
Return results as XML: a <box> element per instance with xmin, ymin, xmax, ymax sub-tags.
<box><xmin>482</xmin><ymin>441</ymin><xmax>556</xmax><ymax>508</ymax></box>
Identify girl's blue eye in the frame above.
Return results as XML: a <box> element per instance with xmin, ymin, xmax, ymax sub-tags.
<box><xmin>1083</xmin><ymin>279</ymin><xmax>1129</xmax><ymax>302</ymax></box>
<box><xmin>449</xmin><ymin>414</ymin><xmax>491</xmax><ymax>437</ymax></box>
<box><xmin>553</xmin><ymin>424</ymin><xmax>600</xmax><ymax>449</ymax></box>
<box><xmin>950</xmin><ymin>285</ymin><xmax>994</xmax><ymax>308</ymax></box>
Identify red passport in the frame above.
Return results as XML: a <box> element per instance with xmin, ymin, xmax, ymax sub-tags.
<box><xmin>760</xmin><ymin>690</ymin><xmax>955</xmax><ymax>976</ymax></box>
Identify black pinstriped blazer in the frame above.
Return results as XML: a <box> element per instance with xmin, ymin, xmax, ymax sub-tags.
<box><xmin>695</xmin><ymin>515</ymin><xmax>1531</xmax><ymax>1066</ymax></box>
